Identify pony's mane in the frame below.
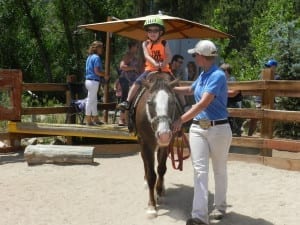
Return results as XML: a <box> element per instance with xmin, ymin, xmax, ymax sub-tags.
<box><xmin>148</xmin><ymin>72</ymin><xmax>173</xmax><ymax>93</ymax></box>
<box><xmin>149</xmin><ymin>77</ymin><xmax>173</xmax><ymax>93</ymax></box>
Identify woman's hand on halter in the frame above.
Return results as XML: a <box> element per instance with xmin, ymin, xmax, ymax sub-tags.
<box><xmin>172</xmin><ymin>118</ymin><xmax>183</xmax><ymax>133</ymax></box>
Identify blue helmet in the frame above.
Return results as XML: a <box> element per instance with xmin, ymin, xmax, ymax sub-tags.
<box><xmin>265</xmin><ymin>59</ymin><xmax>278</xmax><ymax>67</ymax></box>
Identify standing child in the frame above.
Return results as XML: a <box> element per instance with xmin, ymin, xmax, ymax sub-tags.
<box><xmin>117</xmin><ymin>15</ymin><xmax>172</xmax><ymax>110</ymax></box>
<box><xmin>113</xmin><ymin>78</ymin><xmax>127</xmax><ymax>125</ymax></box>
<box><xmin>114</xmin><ymin>78</ymin><xmax>122</xmax><ymax>103</ymax></box>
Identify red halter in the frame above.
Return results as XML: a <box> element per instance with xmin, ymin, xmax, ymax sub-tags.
<box><xmin>168</xmin><ymin>129</ymin><xmax>190</xmax><ymax>171</ymax></box>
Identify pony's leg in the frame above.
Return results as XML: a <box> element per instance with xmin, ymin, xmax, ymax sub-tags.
<box><xmin>140</xmin><ymin>143</ymin><xmax>157</xmax><ymax>217</ymax></box>
<box><xmin>156</xmin><ymin>146</ymin><xmax>168</xmax><ymax>197</ymax></box>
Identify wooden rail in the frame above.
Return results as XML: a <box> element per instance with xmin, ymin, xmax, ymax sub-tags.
<box><xmin>1</xmin><ymin>69</ymin><xmax>300</xmax><ymax>170</ymax></box>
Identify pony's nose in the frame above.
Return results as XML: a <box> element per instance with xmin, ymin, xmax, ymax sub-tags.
<box><xmin>156</xmin><ymin>131</ymin><xmax>172</xmax><ymax>146</ymax></box>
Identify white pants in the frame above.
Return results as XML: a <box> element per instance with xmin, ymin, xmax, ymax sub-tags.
<box><xmin>85</xmin><ymin>80</ymin><xmax>99</xmax><ymax>116</ymax></box>
<box><xmin>189</xmin><ymin>123</ymin><xmax>232</xmax><ymax>224</ymax></box>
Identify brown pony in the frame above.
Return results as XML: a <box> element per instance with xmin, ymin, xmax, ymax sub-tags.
<box><xmin>134</xmin><ymin>72</ymin><xmax>180</xmax><ymax>217</ymax></box>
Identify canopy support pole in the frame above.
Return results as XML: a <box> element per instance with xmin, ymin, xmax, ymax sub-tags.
<box><xmin>103</xmin><ymin>16</ymin><xmax>112</xmax><ymax>123</ymax></box>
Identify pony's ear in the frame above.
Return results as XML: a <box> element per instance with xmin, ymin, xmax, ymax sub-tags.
<box><xmin>141</xmin><ymin>79</ymin><xmax>151</xmax><ymax>89</ymax></box>
<box><xmin>169</xmin><ymin>79</ymin><xmax>179</xmax><ymax>88</ymax></box>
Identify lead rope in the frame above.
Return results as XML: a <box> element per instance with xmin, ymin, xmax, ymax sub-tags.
<box><xmin>168</xmin><ymin>129</ymin><xmax>190</xmax><ymax>171</ymax></box>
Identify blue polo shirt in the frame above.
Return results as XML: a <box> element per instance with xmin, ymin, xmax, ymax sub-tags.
<box><xmin>191</xmin><ymin>65</ymin><xmax>228</xmax><ymax>120</ymax></box>
<box><xmin>85</xmin><ymin>54</ymin><xmax>103</xmax><ymax>81</ymax></box>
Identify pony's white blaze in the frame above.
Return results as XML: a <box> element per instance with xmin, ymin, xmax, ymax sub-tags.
<box><xmin>155</xmin><ymin>90</ymin><xmax>169</xmax><ymax>116</ymax></box>
<box><xmin>154</xmin><ymin>90</ymin><xmax>172</xmax><ymax>146</ymax></box>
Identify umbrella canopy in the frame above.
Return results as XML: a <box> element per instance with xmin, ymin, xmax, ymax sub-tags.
<box><xmin>79</xmin><ymin>14</ymin><xmax>232</xmax><ymax>41</ymax></box>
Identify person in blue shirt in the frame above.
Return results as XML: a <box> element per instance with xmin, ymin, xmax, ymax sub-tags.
<box><xmin>85</xmin><ymin>41</ymin><xmax>109</xmax><ymax>126</ymax></box>
<box><xmin>172</xmin><ymin>40</ymin><xmax>232</xmax><ymax>225</ymax></box>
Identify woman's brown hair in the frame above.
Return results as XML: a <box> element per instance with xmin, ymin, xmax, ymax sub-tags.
<box><xmin>88</xmin><ymin>41</ymin><xmax>103</xmax><ymax>55</ymax></box>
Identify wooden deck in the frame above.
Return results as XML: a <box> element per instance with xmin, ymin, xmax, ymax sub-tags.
<box><xmin>7</xmin><ymin>121</ymin><xmax>138</xmax><ymax>141</ymax></box>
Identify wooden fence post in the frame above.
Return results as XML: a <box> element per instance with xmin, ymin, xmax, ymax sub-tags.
<box><xmin>260</xmin><ymin>68</ymin><xmax>274</xmax><ymax>156</ymax></box>
<box><xmin>0</xmin><ymin>69</ymin><xmax>23</xmax><ymax>150</ymax></box>
<box><xmin>65</xmin><ymin>75</ymin><xmax>76</xmax><ymax>125</ymax></box>
<box><xmin>0</xmin><ymin>69</ymin><xmax>22</xmax><ymax>121</ymax></box>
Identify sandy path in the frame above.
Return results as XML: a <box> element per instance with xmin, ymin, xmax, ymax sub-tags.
<box><xmin>0</xmin><ymin>152</ymin><xmax>299</xmax><ymax>225</ymax></box>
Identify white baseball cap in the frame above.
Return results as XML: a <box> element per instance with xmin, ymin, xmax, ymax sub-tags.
<box><xmin>188</xmin><ymin>40</ymin><xmax>218</xmax><ymax>56</ymax></box>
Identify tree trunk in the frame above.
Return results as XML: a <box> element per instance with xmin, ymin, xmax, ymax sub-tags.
<box><xmin>24</xmin><ymin>144</ymin><xmax>94</xmax><ymax>165</ymax></box>
<box><xmin>20</xmin><ymin>0</ymin><xmax>53</xmax><ymax>82</ymax></box>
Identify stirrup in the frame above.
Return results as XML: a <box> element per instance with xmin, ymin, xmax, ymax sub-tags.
<box><xmin>117</xmin><ymin>101</ymin><xmax>129</xmax><ymax>110</ymax></box>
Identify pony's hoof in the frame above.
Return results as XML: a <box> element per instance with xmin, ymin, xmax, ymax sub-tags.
<box><xmin>157</xmin><ymin>195</ymin><xmax>164</xmax><ymax>205</ymax></box>
<box><xmin>146</xmin><ymin>206</ymin><xmax>157</xmax><ymax>218</ymax></box>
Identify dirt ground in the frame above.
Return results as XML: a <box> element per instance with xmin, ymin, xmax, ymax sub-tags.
<box><xmin>0</xmin><ymin>151</ymin><xmax>299</xmax><ymax>225</ymax></box>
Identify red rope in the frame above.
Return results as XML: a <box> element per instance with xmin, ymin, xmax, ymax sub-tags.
<box><xmin>168</xmin><ymin>130</ymin><xmax>190</xmax><ymax>171</ymax></box>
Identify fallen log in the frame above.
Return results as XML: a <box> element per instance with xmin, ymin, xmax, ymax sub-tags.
<box><xmin>24</xmin><ymin>144</ymin><xmax>94</xmax><ymax>165</ymax></box>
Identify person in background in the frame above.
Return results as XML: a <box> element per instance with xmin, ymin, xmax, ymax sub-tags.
<box><xmin>172</xmin><ymin>40</ymin><xmax>232</xmax><ymax>225</ymax></box>
<box><xmin>170</xmin><ymin>54</ymin><xmax>186</xmax><ymax>80</ymax></box>
<box><xmin>248</xmin><ymin>59</ymin><xmax>279</xmax><ymax>136</ymax></box>
<box><xmin>84</xmin><ymin>41</ymin><xmax>109</xmax><ymax>126</ymax></box>
<box><xmin>185</xmin><ymin>61</ymin><xmax>199</xmax><ymax>107</ymax></box>
<box><xmin>221</xmin><ymin>63</ymin><xmax>243</xmax><ymax>136</ymax></box>
<box><xmin>118</xmin><ymin>40</ymin><xmax>141</xmax><ymax>126</ymax></box>
<box><xmin>265</xmin><ymin>59</ymin><xmax>280</xmax><ymax>80</ymax></box>
<box><xmin>186</xmin><ymin>61</ymin><xmax>199</xmax><ymax>81</ymax></box>
<box><xmin>169</xmin><ymin>54</ymin><xmax>190</xmax><ymax>110</ymax></box>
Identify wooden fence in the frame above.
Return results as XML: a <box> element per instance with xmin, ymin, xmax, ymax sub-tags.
<box><xmin>0</xmin><ymin>69</ymin><xmax>299</xmax><ymax>170</ymax></box>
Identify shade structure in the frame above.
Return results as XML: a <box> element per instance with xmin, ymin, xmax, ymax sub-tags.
<box><xmin>79</xmin><ymin>14</ymin><xmax>232</xmax><ymax>41</ymax></box>
<box><xmin>79</xmin><ymin>14</ymin><xmax>233</xmax><ymax>123</ymax></box>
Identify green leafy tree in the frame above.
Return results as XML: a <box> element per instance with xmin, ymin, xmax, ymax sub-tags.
<box><xmin>250</xmin><ymin>0</ymin><xmax>298</xmax><ymax>76</ymax></box>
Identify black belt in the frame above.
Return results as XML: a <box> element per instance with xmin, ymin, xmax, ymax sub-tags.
<box><xmin>86</xmin><ymin>78</ymin><xmax>100</xmax><ymax>82</ymax></box>
<box><xmin>192</xmin><ymin>119</ymin><xmax>228</xmax><ymax>128</ymax></box>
